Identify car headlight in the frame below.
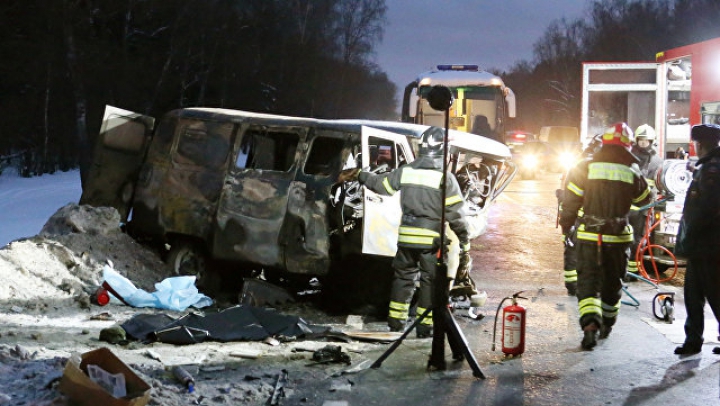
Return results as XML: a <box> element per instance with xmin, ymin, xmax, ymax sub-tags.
<box><xmin>558</xmin><ymin>152</ymin><xmax>577</xmax><ymax>171</ymax></box>
<box><xmin>522</xmin><ymin>155</ymin><xmax>538</xmax><ymax>168</ymax></box>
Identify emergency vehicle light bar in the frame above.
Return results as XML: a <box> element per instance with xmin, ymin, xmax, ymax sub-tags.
<box><xmin>437</xmin><ymin>64</ymin><xmax>480</xmax><ymax>72</ymax></box>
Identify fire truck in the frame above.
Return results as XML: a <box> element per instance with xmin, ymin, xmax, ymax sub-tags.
<box><xmin>581</xmin><ymin>36</ymin><xmax>720</xmax><ymax>158</ymax></box>
<box><xmin>580</xmin><ymin>36</ymin><xmax>720</xmax><ymax>277</ymax></box>
<box><xmin>401</xmin><ymin>64</ymin><xmax>516</xmax><ymax>143</ymax></box>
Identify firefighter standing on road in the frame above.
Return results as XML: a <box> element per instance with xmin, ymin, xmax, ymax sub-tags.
<box><xmin>626</xmin><ymin>124</ymin><xmax>663</xmax><ymax>281</ymax></box>
<box><xmin>559</xmin><ymin>123</ymin><xmax>654</xmax><ymax>350</ymax></box>
<box><xmin>673</xmin><ymin>124</ymin><xmax>720</xmax><ymax>355</ymax></box>
<box><xmin>339</xmin><ymin>126</ymin><xmax>471</xmax><ymax>338</ymax></box>
<box><xmin>558</xmin><ymin>135</ymin><xmax>603</xmax><ymax>296</ymax></box>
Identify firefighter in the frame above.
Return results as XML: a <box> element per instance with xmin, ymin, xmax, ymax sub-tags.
<box><xmin>559</xmin><ymin>123</ymin><xmax>653</xmax><ymax>350</ymax></box>
<box><xmin>626</xmin><ymin>124</ymin><xmax>663</xmax><ymax>281</ymax></box>
<box><xmin>557</xmin><ymin>134</ymin><xmax>603</xmax><ymax>296</ymax></box>
<box><xmin>340</xmin><ymin>126</ymin><xmax>470</xmax><ymax>338</ymax></box>
<box><xmin>673</xmin><ymin>124</ymin><xmax>720</xmax><ymax>355</ymax></box>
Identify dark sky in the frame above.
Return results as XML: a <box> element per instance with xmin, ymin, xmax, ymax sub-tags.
<box><xmin>375</xmin><ymin>0</ymin><xmax>589</xmax><ymax>103</ymax></box>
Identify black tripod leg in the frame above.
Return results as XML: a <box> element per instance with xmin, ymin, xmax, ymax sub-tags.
<box><xmin>371</xmin><ymin>307</ymin><xmax>432</xmax><ymax>369</ymax></box>
<box><xmin>442</xmin><ymin>306</ymin><xmax>485</xmax><ymax>379</ymax></box>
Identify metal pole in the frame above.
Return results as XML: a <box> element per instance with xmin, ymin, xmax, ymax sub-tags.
<box><xmin>428</xmin><ymin>105</ymin><xmax>451</xmax><ymax>370</ymax></box>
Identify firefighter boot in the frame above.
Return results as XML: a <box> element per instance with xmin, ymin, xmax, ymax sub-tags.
<box><xmin>416</xmin><ymin>324</ymin><xmax>433</xmax><ymax>339</ymax></box>
<box><xmin>388</xmin><ymin>318</ymin><xmax>406</xmax><ymax>333</ymax></box>
<box><xmin>565</xmin><ymin>281</ymin><xmax>577</xmax><ymax>296</ymax></box>
<box><xmin>599</xmin><ymin>317</ymin><xmax>613</xmax><ymax>339</ymax></box>
<box><xmin>623</xmin><ymin>261</ymin><xmax>639</xmax><ymax>282</ymax></box>
<box><xmin>581</xmin><ymin>324</ymin><xmax>599</xmax><ymax>350</ymax></box>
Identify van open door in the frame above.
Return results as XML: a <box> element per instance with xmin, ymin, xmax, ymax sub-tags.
<box><xmin>79</xmin><ymin>106</ymin><xmax>155</xmax><ymax>222</ymax></box>
<box><xmin>360</xmin><ymin>126</ymin><xmax>413</xmax><ymax>256</ymax></box>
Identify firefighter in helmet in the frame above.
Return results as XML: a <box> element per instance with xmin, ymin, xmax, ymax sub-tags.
<box><xmin>340</xmin><ymin>126</ymin><xmax>470</xmax><ymax>338</ymax></box>
<box><xmin>557</xmin><ymin>134</ymin><xmax>603</xmax><ymax>296</ymax></box>
<box><xmin>673</xmin><ymin>124</ymin><xmax>720</xmax><ymax>355</ymax></box>
<box><xmin>626</xmin><ymin>124</ymin><xmax>663</xmax><ymax>281</ymax></box>
<box><xmin>559</xmin><ymin>123</ymin><xmax>654</xmax><ymax>350</ymax></box>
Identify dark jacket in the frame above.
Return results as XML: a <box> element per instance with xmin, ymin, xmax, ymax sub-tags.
<box><xmin>680</xmin><ymin>146</ymin><xmax>720</xmax><ymax>256</ymax></box>
<box><xmin>630</xmin><ymin>145</ymin><xmax>663</xmax><ymax>187</ymax></box>
<box><xmin>559</xmin><ymin>145</ymin><xmax>653</xmax><ymax>244</ymax></box>
<box><xmin>359</xmin><ymin>155</ymin><xmax>470</xmax><ymax>250</ymax></box>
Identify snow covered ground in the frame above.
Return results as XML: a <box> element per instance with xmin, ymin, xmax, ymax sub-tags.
<box><xmin>0</xmin><ymin>169</ymin><xmax>82</xmax><ymax>246</ymax></box>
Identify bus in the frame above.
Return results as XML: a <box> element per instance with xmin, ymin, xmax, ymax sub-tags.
<box><xmin>401</xmin><ymin>64</ymin><xmax>516</xmax><ymax>144</ymax></box>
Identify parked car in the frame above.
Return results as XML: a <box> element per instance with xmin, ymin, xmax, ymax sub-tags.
<box><xmin>80</xmin><ymin>106</ymin><xmax>516</xmax><ymax>298</ymax></box>
<box><xmin>505</xmin><ymin>130</ymin><xmax>536</xmax><ymax>148</ymax></box>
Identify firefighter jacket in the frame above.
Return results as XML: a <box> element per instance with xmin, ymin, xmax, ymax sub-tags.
<box><xmin>630</xmin><ymin>145</ymin><xmax>663</xmax><ymax>188</ymax></box>
<box><xmin>679</xmin><ymin>146</ymin><xmax>720</xmax><ymax>257</ymax></box>
<box><xmin>358</xmin><ymin>155</ymin><xmax>470</xmax><ymax>251</ymax></box>
<box><xmin>559</xmin><ymin>145</ymin><xmax>653</xmax><ymax>245</ymax></box>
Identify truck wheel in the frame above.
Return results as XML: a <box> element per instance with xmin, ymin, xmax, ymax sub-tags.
<box><xmin>642</xmin><ymin>260</ymin><xmax>669</xmax><ymax>276</ymax></box>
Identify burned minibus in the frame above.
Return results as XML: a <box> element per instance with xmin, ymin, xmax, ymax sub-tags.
<box><xmin>80</xmin><ymin>106</ymin><xmax>515</xmax><ymax>293</ymax></box>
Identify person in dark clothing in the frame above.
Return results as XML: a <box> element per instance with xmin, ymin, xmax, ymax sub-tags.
<box><xmin>673</xmin><ymin>124</ymin><xmax>720</xmax><ymax>355</ymax></box>
<box><xmin>626</xmin><ymin>124</ymin><xmax>664</xmax><ymax>280</ymax></box>
<box><xmin>342</xmin><ymin>126</ymin><xmax>470</xmax><ymax>338</ymax></box>
<box><xmin>559</xmin><ymin>123</ymin><xmax>653</xmax><ymax>350</ymax></box>
<box><xmin>557</xmin><ymin>134</ymin><xmax>603</xmax><ymax>296</ymax></box>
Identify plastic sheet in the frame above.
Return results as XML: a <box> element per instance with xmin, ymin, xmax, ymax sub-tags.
<box><xmin>102</xmin><ymin>265</ymin><xmax>213</xmax><ymax>311</ymax></box>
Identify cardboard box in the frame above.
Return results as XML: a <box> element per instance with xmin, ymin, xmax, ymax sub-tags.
<box><xmin>59</xmin><ymin>347</ymin><xmax>151</xmax><ymax>406</ymax></box>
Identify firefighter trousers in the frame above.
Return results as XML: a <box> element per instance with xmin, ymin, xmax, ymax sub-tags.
<box><xmin>563</xmin><ymin>235</ymin><xmax>578</xmax><ymax>285</ymax></box>
<box><xmin>628</xmin><ymin>209</ymin><xmax>648</xmax><ymax>274</ymax></box>
<box><xmin>576</xmin><ymin>242</ymin><xmax>628</xmax><ymax>329</ymax></box>
<box><xmin>388</xmin><ymin>246</ymin><xmax>436</xmax><ymax>328</ymax></box>
<box><xmin>682</xmin><ymin>252</ymin><xmax>720</xmax><ymax>347</ymax></box>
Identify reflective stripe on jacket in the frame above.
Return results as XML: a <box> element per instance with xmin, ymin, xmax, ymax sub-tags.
<box><xmin>558</xmin><ymin>145</ymin><xmax>653</xmax><ymax>244</ymax></box>
<box><xmin>359</xmin><ymin>155</ymin><xmax>470</xmax><ymax>250</ymax></box>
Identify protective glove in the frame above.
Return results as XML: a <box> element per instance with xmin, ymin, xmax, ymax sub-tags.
<box><xmin>337</xmin><ymin>168</ymin><xmax>360</xmax><ymax>183</ymax></box>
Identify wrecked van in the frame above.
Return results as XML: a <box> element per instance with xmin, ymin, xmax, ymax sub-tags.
<box><xmin>80</xmin><ymin>106</ymin><xmax>515</xmax><ymax>290</ymax></box>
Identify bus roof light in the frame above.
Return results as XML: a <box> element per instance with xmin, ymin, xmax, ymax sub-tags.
<box><xmin>437</xmin><ymin>64</ymin><xmax>480</xmax><ymax>72</ymax></box>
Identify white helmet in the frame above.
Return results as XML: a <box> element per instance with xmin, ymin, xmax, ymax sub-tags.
<box><xmin>634</xmin><ymin>124</ymin><xmax>656</xmax><ymax>142</ymax></box>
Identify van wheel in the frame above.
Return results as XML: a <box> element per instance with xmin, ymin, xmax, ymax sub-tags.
<box><xmin>167</xmin><ymin>241</ymin><xmax>206</xmax><ymax>277</ymax></box>
<box><xmin>166</xmin><ymin>241</ymin><xmax>220</xmax><ymax>294</ymax></box>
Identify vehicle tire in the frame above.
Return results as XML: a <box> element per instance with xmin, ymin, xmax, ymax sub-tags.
<box><xmin>642</xmin><ymin>260</ymin><xmax>669</xmax><ymax>276</ymax></box>
<box><xmin>166</xmin><ymin>239</ymin><xmax>220</xmax><ymax>294</ymax></box>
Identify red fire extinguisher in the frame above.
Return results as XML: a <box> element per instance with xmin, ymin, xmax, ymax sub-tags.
<box><xmin>492</xmin><ymin>291</ymin><xmax>528</xmax><ymax>356</ymax></box>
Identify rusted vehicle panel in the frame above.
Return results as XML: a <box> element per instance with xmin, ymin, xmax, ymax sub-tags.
<box><xmin>81</xmin><ymin>106</ymin><xmax>515</xmax><ymax>285</ymax></box>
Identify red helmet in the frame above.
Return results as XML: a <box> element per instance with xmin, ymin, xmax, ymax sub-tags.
<box><xmin>602</xmin><ymin>122</ymin><xmax>634</xmax><ymax>149</ymax></box>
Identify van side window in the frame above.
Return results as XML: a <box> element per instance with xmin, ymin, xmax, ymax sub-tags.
<box><xmin>304</xmin><ymin>135</ymin><xmax>344</xmax><ymax>176</ymax></box>
<box><xmin>175</xmin><ymin>121</ymin><xmax>232</xmax><ymax>169</ymax></box>
<box><xmin>236</xmin><ymin>129</ymin><xmax>299</xmax><ymax>172</ymax></box>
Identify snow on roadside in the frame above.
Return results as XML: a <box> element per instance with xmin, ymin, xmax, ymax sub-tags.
<box><xmin>0</xmin><ymin>202</ymin><xmax>173</xmax><ymax>305</ymax></box>
<box><xmin>0</xmin><ymin>169</ymin><xmax>82</xmax><ymax>247</ymax></box>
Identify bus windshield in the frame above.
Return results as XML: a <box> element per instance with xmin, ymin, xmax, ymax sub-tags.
<box><xmin>416</xmin><ymin>85</ymin><xmax>504</xmax><ymax>142</ymax></box>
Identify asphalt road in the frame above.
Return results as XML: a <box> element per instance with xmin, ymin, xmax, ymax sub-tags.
<box><xmin>5</xmin><ymin>169</ymin><xmax>719</xmax><ymax>406</ymax></box>
<box><xmin>308</xmin><ymin>169</ymin><xmax>720</xmax><ymax>406</ymax></box>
